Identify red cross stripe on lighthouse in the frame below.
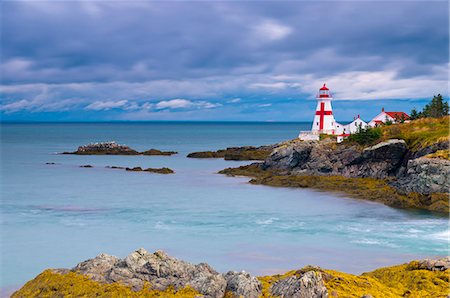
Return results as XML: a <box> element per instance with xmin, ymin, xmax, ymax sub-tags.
<box><xmin>316</xmin><ymin>102</ymin><xmax>333</xmax><ymax>130</ymax></box>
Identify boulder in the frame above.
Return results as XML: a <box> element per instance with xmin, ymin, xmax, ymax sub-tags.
<box><xmin>393</xmin><ymin>157</ymin><xmax>450</xmax><ymax>194</ymax></box>
<box><xmin>223</xmin><ymin>271</ymin><xmax>262</xmax><ymax>298</ymax></box>
<box><xmin>343</xmin><ymin>139</ymin><xmax>407</xmax><ymax>178</ymax></box>
<box><xmin>416</xmin><ymin>257</ymin><xmax>450</xmax><ymax>271</ymax></box>
<box><xmin>72</xmin><ymin>248</ymin><xmax>226</xmax><ymax>297</ymax></box>
<box><xmin>270</xmin><ymin>271</ymin><xmax>328</xmax><ymax>298</ymax></box>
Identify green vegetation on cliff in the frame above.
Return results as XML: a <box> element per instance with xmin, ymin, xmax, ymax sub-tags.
<box><xmin>346</xmin><ymin>116</ymin><xmax>449</xmax><ymax>151</ymax></box>
<box><xmin>219</xmin><ymin>164</ymin><xmax>448</xmax><ymax>213</ymax></box>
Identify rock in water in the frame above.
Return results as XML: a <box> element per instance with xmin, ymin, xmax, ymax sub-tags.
<box><xmin>65</xmin><ymin>141</ymin><xmax>139</xmax><ymax>155</ymax></box>
<box><xmin>73</xmin><ymin>248</ymin><xmax>226</xmax><ymax>297</ymax></box>
<box><xmin>270</xmin><ymin>271</ymin><xmax>328</xmax><ymax>298</ymax></box>
<box><xmin>223</xmin><ymin>271</ymin><xmax>262</xmax><ymax>298</ymax></box>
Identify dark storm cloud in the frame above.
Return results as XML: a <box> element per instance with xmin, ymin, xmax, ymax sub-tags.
<box><xmin>2</xmin><ymin>1</ymin><xmax>447</xmax><ymax>84</ymax></box>
<box><xmin>0</xmin><ymin>1</ymin><xmax>448</xmax><ymax>120</ymax></box>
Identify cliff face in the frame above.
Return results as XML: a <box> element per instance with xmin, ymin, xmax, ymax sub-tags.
<box><xmin>262</xmin><ymin>138</ymin><xmax>449</xmax><ymax>197</ymax></box>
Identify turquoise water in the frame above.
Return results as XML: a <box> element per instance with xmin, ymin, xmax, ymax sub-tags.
<box><xmin>1</xmin><ymin>122</ymin><xmax>448</xmax><ymax>291</ymax></box>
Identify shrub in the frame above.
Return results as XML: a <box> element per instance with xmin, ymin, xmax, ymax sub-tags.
<box><xmin>346</xmin><ymin>127</ymin><xmax>382</xmax><ymax>145</ymax></box>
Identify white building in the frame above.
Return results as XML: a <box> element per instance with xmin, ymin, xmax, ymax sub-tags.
<box><xmin>368</xmin><ymin>108</ymin><xmax>410</xmax><ymax>127</ymax></box>
<box><xmin>342</xmin><ymin>115</ymin><xmax>368</xmax><ymax>134</ymax></box>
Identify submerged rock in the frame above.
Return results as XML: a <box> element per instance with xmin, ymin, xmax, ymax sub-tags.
<box><xmin>120</xmin><ymin>166</ymin><xmax>175</xmax><ymax>174</ymax></box>
<box><xmin>79</xmin><ymin>165</ymin><xmax>93</xmax><ymax>168</ymax></box>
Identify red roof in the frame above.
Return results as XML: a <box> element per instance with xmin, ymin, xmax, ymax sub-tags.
<box><xmin>319</xmin><ymin>83</ymin><xmax>329</xmax><ymax>91</ymax></box>
<box><xmin>385</xmin><ymin>111</ymin><xmax>410</xmax><ymax>120</ymax></box>
<box><xmin>374</xmin><ymin>120</ymin><xmax>383</xmax><ymax>123</ymax></box>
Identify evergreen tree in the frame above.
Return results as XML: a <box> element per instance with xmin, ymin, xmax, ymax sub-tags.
<box><xmin>410</xmin><ymin>108</ymin><xmax>419</xmax><ymax>120</ymax></box>
<box><xmin>422</xmin><ymin>94</ymin><xmax>449</xmax><ymax>118</ymax></box>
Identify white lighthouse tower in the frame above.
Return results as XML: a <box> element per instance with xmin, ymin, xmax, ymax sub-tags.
<box><xmin>311</xmin><ymin>83</ymin><xmax>338</xmax><ymax>134</ymax></box>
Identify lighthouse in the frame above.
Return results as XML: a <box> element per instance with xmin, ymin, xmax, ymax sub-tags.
<box><xmin>311</xmin><ymin>84</ymin><xmax>338</xmax><ymax>134</ymax></box>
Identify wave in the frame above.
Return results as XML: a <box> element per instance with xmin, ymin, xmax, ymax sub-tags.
<box><xmin>430</xmin><ymin>230</ymin><xmax>450</xmax><ymax>242</ymax></box>
<box><xmin>256</xmin><ymin>217</ymin><xmax>279</xmax><ymax>225</ymax></box>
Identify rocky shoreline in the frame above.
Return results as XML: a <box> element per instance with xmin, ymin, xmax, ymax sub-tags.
<box><xmin>13</xmin><ymin>248</ymin><xmax>450</xmax><ymax>297</ymax></box>
<box><xmin>216</xmin><ymin>119</ymin><xmax>449</xmax><ymax>213</ymax></box>
<box><xmin>62</xmin><ymin>141</ymin><xmax>177</xmax><ymax>156</ymax></box>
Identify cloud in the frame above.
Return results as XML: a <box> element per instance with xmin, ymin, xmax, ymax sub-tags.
<box><xmin>155</xmin><ymin>99</ymin><xmax>221</xmax><ymax>110</ymax></box>
<box><xmin>84</xmin><ymin>100</ymin><xmax>129</xmax><ymax>111</ymax></box>
<box><xmin>252</xmin><ymin>20</ymin><xmax>293</xmax><ymax>42</ymax></box>
<box><xmin>155</xmin><ymin>99</ymin><xmax>192</xmax><ymax>109</ymax></box>
<box><xmin>0</xmin><ymin>1</ymin><xmax>447</xmax><ymax>121</ymax></box>
<box><xmin>0</xmin><ymin>99</ymin><xmax>31</xmax><ymax>113</ymax></box>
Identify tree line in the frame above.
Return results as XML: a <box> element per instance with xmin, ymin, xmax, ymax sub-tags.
<box><xmin>410</xmin><ymin>94</ymin><xmax>449</xmax><ymax>120</ymax></box>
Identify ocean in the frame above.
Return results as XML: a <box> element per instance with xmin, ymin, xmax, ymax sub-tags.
<box><xmin>1</xmin><ymin>122</ymin><xmax>448</xmax><ymax>292</ymax></box>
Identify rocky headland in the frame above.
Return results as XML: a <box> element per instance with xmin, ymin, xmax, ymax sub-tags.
<box><xmin>219</xmin><ymin>117</ymin><xmax>449</xmax><ymax>213</ymax></box>
<box><xmin>62</xmin><ymin>141</ymin><xmax>177</xmax><ymax>156</ymax></box>
<box><xmin>13</xmin><ymin>248</ymin><xmax>450</xmax><ymax>297</ymax></box>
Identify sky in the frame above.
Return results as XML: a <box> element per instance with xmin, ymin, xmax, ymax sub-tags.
<box><xmin>0</xmin><ymin>0</ymin><xmax>448</xmax><ymax>122</ymax></box>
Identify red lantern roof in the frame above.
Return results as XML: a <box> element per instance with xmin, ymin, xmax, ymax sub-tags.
<box><xmin>319</xmin><ymin>83</ymin><xmax>329</xmax><ymax>91</ymax></box>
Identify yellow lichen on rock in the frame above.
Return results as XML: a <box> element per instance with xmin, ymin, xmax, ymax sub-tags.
<box><xmin>12</xmin><ymin>270</ymin><xmax>201</xmax><ymax>298</ymax></box>
<box><xmin>257</xmin><ymin>261</ymin><xmax>449</xmax><ymax>298</ymax></box>
<box><xmin>364</xmin><ymin>262</ymin><xmax>450</xmax><ymax>298</ymax></box>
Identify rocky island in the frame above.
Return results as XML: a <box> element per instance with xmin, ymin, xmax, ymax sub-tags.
<box><xmin>13</xmin><ymin>248</ymin><xmax>449</xmax><ymax>297</ymax></box>
<box><xmin>218</xmin><ymin>117</ymin><xmax>449</xmax><ymax>213</ymax></box>
<box><xmin>106</xmin><ymin>166</ymin><xmax>175</xmax><ymax>174</ymax></box>
<box><xmin>62</xmin><ymin>141</ymin><xmax>177</xmax><ymax>156</ymax></box>
<box><xmin>187</xmin><ymin>145</ymin><xmax>275</xmax><ymax>160</ymax></box>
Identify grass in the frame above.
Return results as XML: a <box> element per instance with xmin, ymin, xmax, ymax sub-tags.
<box><xmin>218</xmin><ymin>164</ymin><xmax>448</xmax><ymax>213</ymax></box>
<box><xmin>344</xmin><ymin>116</ymin><xmax>449</xmax><ymax>151</ymax></box>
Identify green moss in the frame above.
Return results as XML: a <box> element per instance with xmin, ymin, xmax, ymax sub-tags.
<box><xmin>12</xmin><ymin>270</ymin><xmax>200</xmax><ymax>298</ymax></box>
<box><xmin>218</xmin><ymin>164</ymin><xmax>448</xmax><ymax>213</ymax></box>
